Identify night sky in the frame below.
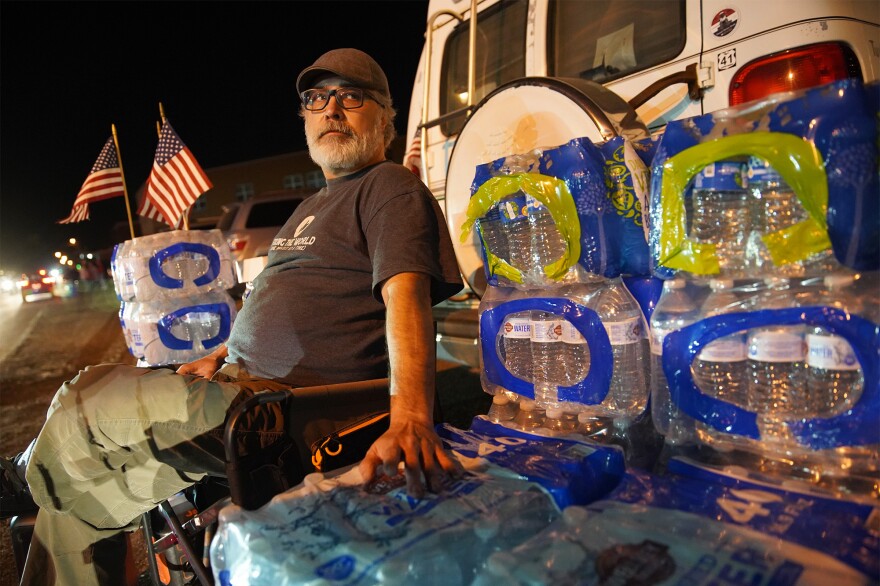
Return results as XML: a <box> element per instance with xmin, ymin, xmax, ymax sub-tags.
<box><xmin>0</xmin><ymin>1</ymin><xmax>429</xmax><ymax>274</ymax></box>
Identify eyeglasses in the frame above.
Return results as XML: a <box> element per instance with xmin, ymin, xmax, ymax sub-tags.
<box><xmin>300</xmin><ymin>87</ymin><xmax>376</xmax><ymax>111</ymax></box>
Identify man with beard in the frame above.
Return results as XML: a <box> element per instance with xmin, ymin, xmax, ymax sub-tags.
<box><xmin>4</xmin><ymin>48</ymin><xmax>465</xmax><ymax>585</ymax></box>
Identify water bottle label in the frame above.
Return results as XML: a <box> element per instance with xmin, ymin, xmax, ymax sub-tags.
<box><xmin>603</xmin><ymin>317</ymin><xmax>642</xmax><ymax>346</ymax></box>
<box><xmin>698</xmin><ymin>336</ymin><xmax>747</xmax><ymax>362</ymax></box>
<box><xmin>650</xmin><ymin>330</ymin><xmax>667</xmax><ymax>356</ymax></box>
<box><xmin>806</xmin><ymin>334</ymin><xmax>859</xmax><ymax>371</ymax></box>
<box><xmin>561</xmin><ymin>321</ymin><xmax>585</xmax><ymax>344</ymax></box>
<box><xmin>695</xmin><ymin>161</ymin><xmax>747</xmax><ymax>191</ymax></box>
<box><xmin>503</xmin><ymin>317</ymin><xmax>531</xmax><ymax>339</ymax></box>
<box><xmin>747</xmin><ymin>331</ymin><xmax>804</xmax><ymax>362</ymax></box>
<box><xmin>531</xmin><ymin>320</ymin><xmax>564</xmax><ymax>343</ymax></box>
<box><xmin>498</xmin><ymin>194</ymin><xmax>529</xmax><ymax>223</ymax></box>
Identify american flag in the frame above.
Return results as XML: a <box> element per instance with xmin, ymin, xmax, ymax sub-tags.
<box><xmin>403</xmin><ymin>131</ymin><xmax>422</xmax><ymax>177</ymax></box>
<box><xmin>138</xmin><ymin>121</ymin><xmax>212</xmax><ymax>227</ymax></box>
<box><xmin>58</xmin><ymin>137</ymin><xmax>125</xmax><ymax>224</ymax></box>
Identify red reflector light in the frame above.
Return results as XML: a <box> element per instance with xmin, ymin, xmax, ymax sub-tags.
<box><xmin>227</xmin><ymin>237</ymin><xmax>247</xmax><ymax>252</ymax></box>
<box><xmin>729</xmin><ymin>42</ymin><xmax>860</xmax><ymax>106</ymax></box>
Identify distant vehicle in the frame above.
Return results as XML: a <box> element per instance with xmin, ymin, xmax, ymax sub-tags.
<box><xmin>18</xmin><ymin>272</ymin><xmax>55</xmax><ymax>302</ymax></box>
<box><xmin>216</xmin><ymin>191</ymin><xmax>314</xmax><ymax>285</ymax></box>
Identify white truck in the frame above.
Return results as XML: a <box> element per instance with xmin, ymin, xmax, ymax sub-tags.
<box><xmin>402</xmin><ymin>0</ymin><xmax>880</xmax><ymax>367</ymax></box>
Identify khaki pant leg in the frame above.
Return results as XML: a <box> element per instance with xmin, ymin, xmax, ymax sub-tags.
<box><xmin>21</xmin><ymin>363</ymin><xmax>248</xmax><ymax>586</ymax></box>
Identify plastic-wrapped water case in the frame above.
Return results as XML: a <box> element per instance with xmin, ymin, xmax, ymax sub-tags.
<box><xmin>448</xmin><ymin>419</ymin><xmax>625</xmax><ymax>509</ymax></box>
<box><xmin>112</xmin><ymin>229</ymin><xmax>236</xmax><ymax>303</ymax></box>
<box><xmin>210</xmin><ymin>454</ymin><xmax>561</xmax><ymax>586</ymax></box>
<box><xmin>648</xmin><ymin>79</ymin><xmax>879</xmax><ymax>279</ymax></box>
<box><xmin>474</xmin><ymin>460</ymin><xmax>879</xmax><ymax>585</ymax></box>
<box><xmin>124</xmin><ymin>289</ymin><xmax>237</xmax><ymax>366</ymax></box>
<box><xmin>654</xmin><ymin>274</ymin><xmax>879</xmax><ymax>501</ymax></box>
<box><xmin>462</xmin><ymin>136</ymin><xmax>654</xmax><ymax>288</ymax></box>
<box><xmin>478</xmin><ymin>280</ymin><xmax>650</xmax><ymax>425</ymax></box>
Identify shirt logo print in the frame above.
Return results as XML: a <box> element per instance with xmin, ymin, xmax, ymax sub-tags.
<box><xmin>295</xmin><ymin>216</ymin><xmax>315</xmax><ymax>237</ymax></box>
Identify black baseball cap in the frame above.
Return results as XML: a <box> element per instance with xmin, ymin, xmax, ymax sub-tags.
<box><xmin>296</xmin><ymin>48</ymin><xmax>391</xmax><ymax>106</ymax></box>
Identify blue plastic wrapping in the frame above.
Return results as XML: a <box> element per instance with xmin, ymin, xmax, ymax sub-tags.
<box><xmin>606</xmin><ymin>458</ymin><xmax>879</xmax><ymax>580</ymax></box>
<box><xmin>648</xmin><ymin>79</ymin><xmax>879</xmax><ymax>278</ymax></box>
<box><xmin>479</xmin><ymin>295</ymin><xmax>613</xmax><ymax>403</ymax></box>
<box><xmin>664</xmin><ymin>305</ymin><xmax>879</xmax><ymax>449</ymax></box>
<box><xmin>443</xmin><ymin>418</ymin><xmax>626</xmax><ymax>509</ymax></box>
<box><xmin>468</xmin><ymin>136</ymin><xmax>654</xmax><ymax>285</ymax></box>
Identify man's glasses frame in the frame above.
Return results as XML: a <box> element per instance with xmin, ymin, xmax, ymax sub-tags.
<box><xmin>300</xmin><ymin>87</ymin><xmax>378</xmax><ymax>111</ymax></box>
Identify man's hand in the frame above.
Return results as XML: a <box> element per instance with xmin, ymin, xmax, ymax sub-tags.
<box><xmin>359</xmin><ymin>418</ymin><xmax>463</xmax><ymax>498</ymax></box>
<box><xmin>177</xmin><ymin>344</ymin><xmax>228</xmax><ymax>378</ymax></box>
<box><xmin>368</xmin><ymin>272</ymin><xmax>464</xmax><ymax>498</ymax></box>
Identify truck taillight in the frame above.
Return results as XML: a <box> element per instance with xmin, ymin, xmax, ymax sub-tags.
<box><xmin>227</xmin><ymin>237</ymin><xmax>247</xmax><ymax>253</ymax></box>
<box><xmin>729</xmin><ymin>42</ymin><xmax>860</xmax><ymax>106</ymax></box>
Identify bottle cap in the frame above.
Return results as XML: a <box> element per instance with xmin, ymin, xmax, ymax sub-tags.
<box><xmin>545</xmin><ymin>407</ymin><xmax>563</xmax><ymax>419</ymax></box>
<box><xmin>492</xmin><ymin>394</ymin><xmax>510</xmax><ymax>405</ymax></box>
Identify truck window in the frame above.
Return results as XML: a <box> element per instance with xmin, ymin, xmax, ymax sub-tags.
<box><xmin>440</xmin><ymin>0</ymin><xmax>528</xmax><ymax>136</ymax></box>
<box><xmin>548</xmin><ymin>0</ymin><xmax>686</xmax><ymax>83</ymax></box>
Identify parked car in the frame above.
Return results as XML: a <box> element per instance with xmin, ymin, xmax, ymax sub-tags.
<box><xmin>217</xmin><ymin>191</ymin><xmax>313</xmax><ymax>287</ymax></box>
<box><xmin>18</xmin><ymin>271</ymin><xmax>55</xmax><ymax>302</ymax></box>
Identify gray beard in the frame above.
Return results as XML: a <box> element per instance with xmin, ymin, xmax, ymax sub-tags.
<box><xmin>306</xmin><ymin>121</ymin><xmax>384</xmax><ymax>175</ymax></box>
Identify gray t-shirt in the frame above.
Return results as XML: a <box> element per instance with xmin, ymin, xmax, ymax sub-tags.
<box><xmin>225</xmin><ymin>161</ymin><xmax>463</xmax><ymax>386</ymax></box>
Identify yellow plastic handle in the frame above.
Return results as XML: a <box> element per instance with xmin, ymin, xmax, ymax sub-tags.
<box><xmin>657</xmin><ymin>132</ymin><xmax>830</xmax><ymax>274</ymax></box>
<box><xmin>462</xmin><ymin>173</ymin><xmax>581</xmax><ymax>283</ymax></box>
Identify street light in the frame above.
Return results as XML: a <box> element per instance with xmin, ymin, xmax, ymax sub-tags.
<box><xmin>69</xmin><ymin>238</ymin><xmax>77</xmax><ymax>246</ymax></box>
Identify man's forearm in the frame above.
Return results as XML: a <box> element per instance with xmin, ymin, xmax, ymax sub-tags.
<box><xmin>381</xmin><ymin>273</ymin><xmax>435</xmax><ymax>424</ymax></box>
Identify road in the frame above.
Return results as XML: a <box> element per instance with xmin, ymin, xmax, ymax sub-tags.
<box><xmin>0</xmin><ymin>284</ymin><xmax>488</xmax><ymax>585</ymax></box>
<box><xmin>0</xmin><ymin>285</ymin><xmax>136</xmax><ymax>585</ymax></box>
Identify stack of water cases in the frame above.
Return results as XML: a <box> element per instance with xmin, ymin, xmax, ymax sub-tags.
<box><xmin>110</xmin><ymin>229</ymin><xmax>238</xmax><ymax>366</ymax></box>
<box><xmin>464</xmin><ymin>135</ymin><xmax>662</xmax><ymax>463</ymax></box>
<box><xmin>648</xmin><ymin>79</ymin><xmax>880</xmax><ymax>502</ymax></box>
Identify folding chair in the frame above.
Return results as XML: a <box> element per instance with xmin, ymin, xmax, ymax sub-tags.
<box><xmin>142</xmin><ymin>377</ymin><xmax>394</xmax><ymax>586</ymax></box>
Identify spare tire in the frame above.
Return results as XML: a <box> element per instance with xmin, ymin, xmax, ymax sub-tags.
<box><xmin>444</xmin><ymin>77</ymin><xmax>649</xmax><ymax>297</ymax></box>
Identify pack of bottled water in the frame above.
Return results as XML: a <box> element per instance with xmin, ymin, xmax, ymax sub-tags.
<box><xmin>111</xmin><ymin>229</ymin><xmax>238</xmax><ymax>366</ymax></box>
<box><xmin>469</xmin><ymin>459</ymin><xmax>877</xmax><ymax>585</ymax></box>
<box><xmin>647</xmin><ymin>79</ymin><xmax>879</xmax><ymax>500</ymax></box>
<box><xmin>210</xmin><ymin>444</ymin><xmax>562</xmax><ymax>586</ymax></box>
<box><xmin>111</xmin><ymin>229</ymin><xmax>236</xmax><ymax>302</ymax></box>
<box><xmin>467</xmin><ymin>135</ymin><xmax>661</xmax><ymax>464</ymax></box>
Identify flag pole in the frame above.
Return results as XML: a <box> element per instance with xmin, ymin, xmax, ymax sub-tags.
<box><xmin>157</xmin><ymin>102</ymin><xmax>190</xmax><ymax>230</ymax></box>
<box><xmin>111</xmin><ymin>124</ymin><xmax>136</xmax><ymax>240</ymax></box>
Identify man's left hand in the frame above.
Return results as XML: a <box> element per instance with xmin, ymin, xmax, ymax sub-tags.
<box><xmin>359</xmin><ymin>419</ymin><xmax>463</xmax><ymax>498</ymax></box>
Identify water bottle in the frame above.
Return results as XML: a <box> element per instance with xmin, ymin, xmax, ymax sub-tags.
<box><xmin>746</xmin><ymin>157</ymin><xmax>838</xmax><ymax>277</ymax></box>
<box><xmin>512</xmin><ymin>398</ymin><xmax>545</xmax><ymax>431</ymax></box>
<box><xmin>477</xmin><ymin>204</ymin><xmax>510</xmax><ymax>277</ymax></box>
<box><xmin>501</xmin><ymin>288</ymin><xmax>533</xmax><ymax>383</ymax></box>
<box><xmin>649</xmin><ymin>278</ymin><xmax>699</xmax><ymax>443</ymax></box>
<box><xmin>525</xmin><ymin>197</ymin><xmax>566</xmax><ymax>286</ymax></box>
<box><xmin>805</xmin><ymin>274</ymin><xmax>864</xmax><ymax>416</ymax></box>
<box><xmin>502</xmin><ymin>194</ymin><xmax>532</xmax><ymax>281</ymax></box>
<box><xmin>689</xmin><ymin>160</ymin><xmax>751</xmax><ymax>276</ymax></box>
<box><xmin>486</xmin><ymin>394</ymin><xmax>518</xmax><ymax>423</ymax></box>
<box><xmin>479</xmin><ymin>285</ymin><xmax>509</xmax><ymax>396</ymax></box>
<box><xmin>747</xmin><ymin>277</ymin><xmax>807</xmax><ymax>444</ymax></box>
<box><xmin>407</xmin><ymin>550</ymin><xmax>464</xmax><ymax>586</ymax></box>
<box><xmin>530</xmin><ymin>305</ymin><xmax>565</xmax><ymax>409</ymax></box>
<box><xmin>589</xmin><ymin>277</ymin><xmax>650</xmax><ymax>425</ymax></box>
<box><xmin>692</xmin><ymin>279</ymin><xmax>748</xmax><ymax>407</ymax></box>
